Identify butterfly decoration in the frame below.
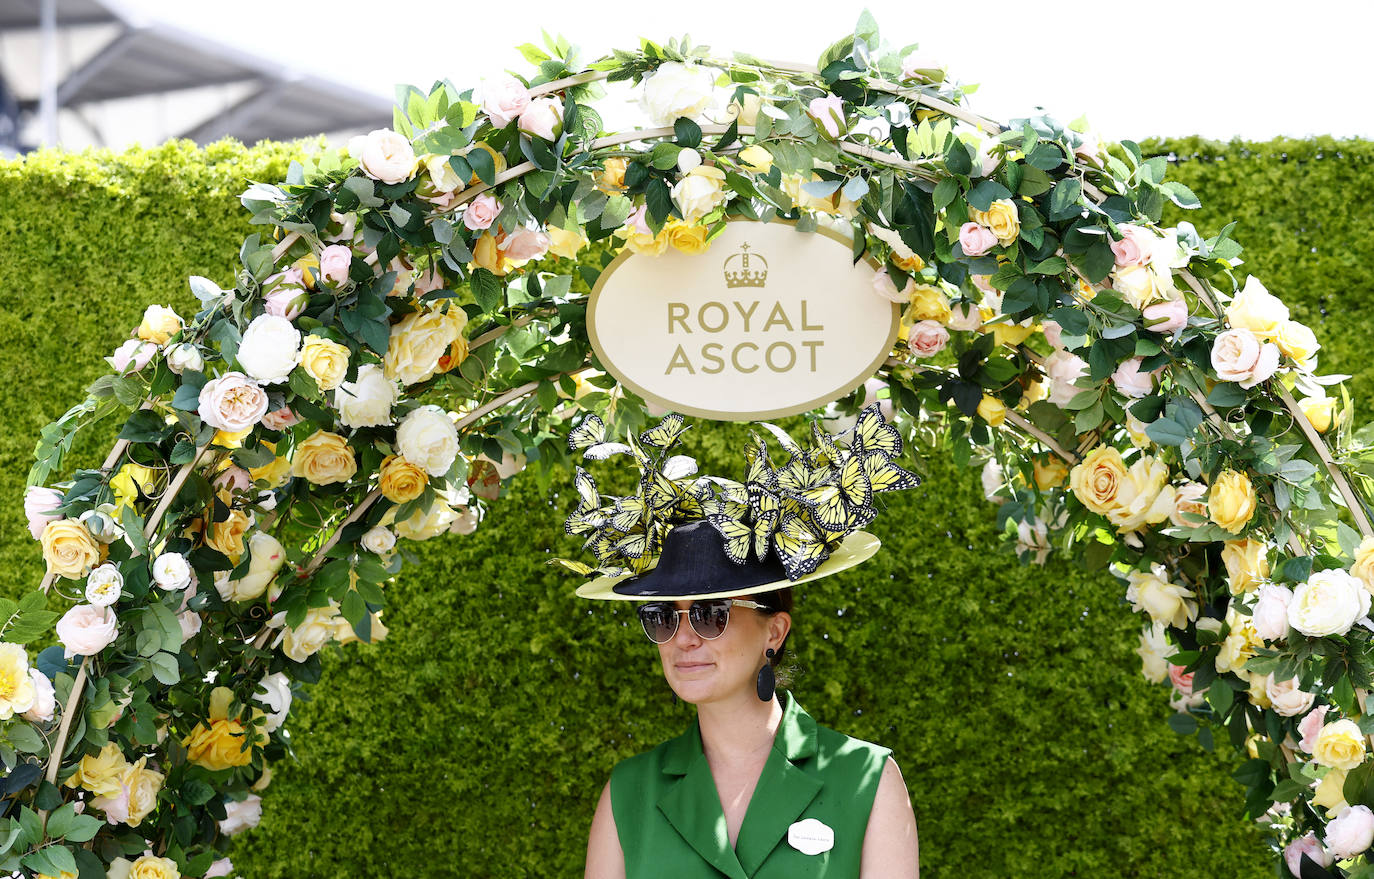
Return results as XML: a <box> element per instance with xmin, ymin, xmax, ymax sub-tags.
<box><xmin>551</xmin><ymin>403</ymin><xmax>920</xmax><ymax>583</ymax></box>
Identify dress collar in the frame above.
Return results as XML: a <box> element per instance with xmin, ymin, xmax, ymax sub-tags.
<box><xmin>661</xmin><ymin>689</ymin><xmax>818</xmax><ymax>775</ymax></box>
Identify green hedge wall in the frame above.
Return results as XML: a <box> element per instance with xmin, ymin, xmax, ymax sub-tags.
<box><xmin>2</xmin><ymin>134</ymin><xmax>1371</xmax><ymax>877</ymax></box>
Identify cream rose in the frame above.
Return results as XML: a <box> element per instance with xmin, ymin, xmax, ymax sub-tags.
<box><xmin>254</xmin><ymin>672</ymin><xmax>292</xmax><ymax>733</ymax></box>
<box><xmin>1351</xmin><ymin>537</ymin><xmax>1374</xmax><ymax>592</ymax></box>
<box><xmin>1111</xmin><ymin>263</ymin><xmax>1176</xmax><ymax>310</ymax></box>
<box><xmin>479</xmin><ymin>74</ymin><xmax>531</xmax><ymax>128</ymax></box>
<box><xmin>968</xmin><ymin>198</ymin><xmax>1020</xmax><ymax>246</ymax></box>
<box><xmin>1215</xmin><ymin>606</ymin><xmax>1262</xmax><ymax>674</ymax></box>
<box><xmin>1252</xmin><ymin>583</ymin><xmax>1293</xmax><ymax>642</ymax></box>
<box><xmin>1070</xmin><ymin>447</ymin><xmax>1127</xmax><ymax>516</ymax></box>
<box><xmin>1221</xmin><ymin>538</ymin><xmax>1270</xmax><ymax>595</ymax></box>
<box><xmin>671</xmin><ymin>165</ymin><xmax>729</xmax><ymax>222</ymax></box>
<box><xmin>0</xmin><ymin>644</ymin><xmax>36</xmax><ymax>720</ymax></box>
<box><xmin>738</xmin><ymin>144</ymin><xmax>773</xmax><ymax>173</ymax></box>
<box><xmin>1207</xmin><ymin>469</ymin><xmax>1256</xmax><ymax>533</ymax></box>
<box><xmin>300</xmin><ymin>334</ymin><xmax>350</xmax><ymax>391</ymax></box>
<box><xmin>290</xmin><ymin>431</ymin><xmax>357</xmax><ymax>486</ymax></box>
<box><xmin>349</xmin><ymin>128</ymin><xmax>417</xmax><ymax>184</ymax></box>
<box><xmin>1135</xmin><ymin>622</ymin><xmax>1173</xmax><ymax>683</ymax></box>
<box><xmin>1315</xmin><ymin>719</ymin><xmax>1367</xmax><ymax>771</ymax></box>
<box><xmin>21</xmin><ymin>667</ymin><xmax>54</xmax><ymax>724</ymax></box>
<box><xmin>1044</xmin><ymin>350</ymin><xmax>1089</xmax><ymax>406</ymax></box>
<box><xmin>1225</xmin><ymin>275</ymin><xmax>1289</xmax><ymax>340</ymax></box>
<box><xmin>215</xmin><ymin>532</ymin><xmax>286</xmax><ymax>602</ymax></box>
<box><xmin>1314</xmin><ymin>768</ymin><xmax>1350</xmax><ymax>816</ymax></box>
<box><xmin>236</xmin><ymin>314</ymin><xmax>302</xmax><ymax>384</ymax></box>
<box><xmin>1168</xmin><ymin>481</ymin><xmax>1207</xmax><ymax>528</ymax></box>
<box><xmin>1326</xmin><ymin>804</ymin><xmax>1374</xmax><ymax>860</ymax></box>
<box><xmin>383</xmin><ymin>303</ymin><xmax>468</xmax><ymax>387</ymax></box>
<box><xmin>392</xmin><ymin>497</ymin><xmax>459</xmax><ymax>541</ymax></box>
<box><xmin>85</xmin><ymin>563</ymin><xmax>123</xmax><ymax>607</ymax></box>
<box><xmin>1289</xmin><ymin>569</ymin><xmax>1371</xmax><ymax>637</ymax></box>
<box><xmin>1125</xmin><ymin>563</ymin><xmax>1198</xmax><ymax>629</ymax></box>
<box><xmin>281</xmin><ymin>605</ymin><xmax>341</xmax><ymax>663</ymax></box>
<box><xmin>40</xmin><ymin>519</ymin><xmax>101</xmax><ymax>579</ymax></box>
<box><xmin>361</xmin><ymin>525</ymin><xmax>396</xmax><ymax>556</ymax></box>
<box><xmin>396</xmin><ymin>406</ymin><xmax>459</xmax><ymax>476</ymax></box>
<box><xmin>220</xmin><ymin>794</ymin><xmax>263</xmax><ymax>836</ymax></box>
<box><xmin>639</xmin><ymin>61</ymin><xmax>719</xmax><ymax>126</ymax></box>
<box><xmin>335</xmin><ymin>363</ymin><xmax>398</xmax><ymax>428</ymax></box>
<box><xmin>56</xmin><ymin>604</ymin><xmax>119</xmax><ymax>658</ymax></box>
<box><xmin>137</xmin><ymin>304</ymin><xmax>184</xmax><ymax>346</ymax></box>
<box><xmin>1265</xmin><ymin>673</ymin><xmax>1316</xmax><ymax>717</ymax></box>
<box><xmin>1211</xmin><ymin>328</ymin><xmax>1279</xmax><ymax>389</ymax></box>
<box><xmin>106</xmin><ymin>854</ymin><xmax>180</xmax><ymax>879</ymax></box>
<box><xmin>165</xmin><ymin>342</ymin><xmax>204</xmax><ymax>374</ymax></box>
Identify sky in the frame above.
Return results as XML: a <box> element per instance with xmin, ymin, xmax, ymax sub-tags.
<box><xmin>111</xmin><ymin>0</ymin><xmax>1373</xmax><ymax>144</ymax></box>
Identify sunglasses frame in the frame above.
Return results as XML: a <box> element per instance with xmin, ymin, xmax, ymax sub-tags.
<box><xmin>637</xmin><ymin>598</ymin><xmax>771</xmax><ymax>644</ymax></box>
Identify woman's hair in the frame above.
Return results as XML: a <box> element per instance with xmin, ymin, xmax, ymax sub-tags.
<box><xmin>752</xmin><ymin>587</ymin><xmax>797</xmax><ymax>688</ymax></box>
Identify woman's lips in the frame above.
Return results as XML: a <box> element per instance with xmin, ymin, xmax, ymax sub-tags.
<box><xmin>674</xmin><ymin>661</ymin><xmax>714</xmax><ymax>673</ymax></box>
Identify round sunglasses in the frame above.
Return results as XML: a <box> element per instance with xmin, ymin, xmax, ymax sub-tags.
<box><xmin>636</xmin><ymin>598</ymin><xmax>770</xmax><ymax>644</ymax></box>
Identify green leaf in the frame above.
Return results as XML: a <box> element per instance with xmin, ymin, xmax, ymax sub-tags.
<box><xmin>45</xmin><ymin>803</ymin><xmax>75</xmax><ymax>839</ymax></box>
<box><xmin>1206</xmin><ymin>383</ymin><xmax>1248</xmax><ymax>409</ymax></box>
<box><xmin>1161</xmin><ymin>180</ymin><xmax>1201</xmax><ymax>209</ymax></box>
<box><xmin>471</xmin><ymin>269</ymin><xmax>503</xmax><ymax>313</ymax></box>
<box><xmin>6</xmin><ymin>724</ymin><xmax>44</xmax><ymax>755</ymax></box>
<box><xmin>1047</xmin><ymin>178</ymin><xmax>1082</xmax><ymax>221</ymax></box>
<box><xmin>468</xmin><ymin>147</ymin><xmax>496</xmax><ymax>185</ymax></box>
<box><xmin>148</xmin><ymin>651</ymin><xmax>180</xmax><ymax>686</ymax></box>
<box><xmin>932</xmin><ymin>178</ymin><xmax>960</xmax><ymax>213</ymax></box>
<box><xmin>673</xmin><ymin>117</ymin><xmax>702</xmax><ymax>149</ymax></box>
<box><xmin>117</xmin><ymin>409</ymin><xmax>166</xmax><ymax>443</ymax></box>
<box><xmin>62</xmin><ymin>813</ymin><xmax>101</xmax><ymax>843</ymax></box>
<box><xmin>645</xmin><ymin>177</ymin><xmax>673</xmax><ymax>227</ymax></box>
<box><xmin>1144</xmin><ymin>416</ymin><xmax>1191</xmax><ymax>447</ymax></box>
<box><xmin>966</xmin><ymin>178</ymin><xmax>1012</xmax><ymax>212</ymax></box>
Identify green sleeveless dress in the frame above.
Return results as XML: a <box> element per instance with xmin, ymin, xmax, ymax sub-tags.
<box><xmin>609</xmin><ymin>690</ymin><xmax>892</xmax><ymax>879</ymax></box>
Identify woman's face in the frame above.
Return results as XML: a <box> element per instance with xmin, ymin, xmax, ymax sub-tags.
<box><xmin>655</xmin><ymin>599</ymin><xmax>791</xmax><ymax>706</ymax></box>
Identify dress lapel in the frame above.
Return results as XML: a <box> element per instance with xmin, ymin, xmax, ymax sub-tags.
<box><xmin>733</xmin><ymin>692</ymin><xmax>823</xmax><ymax>876</ymax></box>
<box><xmin>656</xmin><ymin>720</ymin><xmax>749</xmax><ymax>879</ymax></box>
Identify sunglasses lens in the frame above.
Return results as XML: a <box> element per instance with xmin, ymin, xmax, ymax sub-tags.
<box><xmin>638</xmin><ymin>604</ymin><xmax>677</xmax><ymax>643</ymax></box>
<box><xmin>689</xmin><ymin>600</ymin><xmax>732</xmax><ymax>640</ymax></box>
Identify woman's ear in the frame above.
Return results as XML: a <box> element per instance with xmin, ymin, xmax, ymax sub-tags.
<box><xmin>768</xmin><ymin>611</ymin><xmax>792</xmax><ymax>652</ymax></box>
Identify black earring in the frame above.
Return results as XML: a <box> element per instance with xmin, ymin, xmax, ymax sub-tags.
<box><xmin>756</xmin><ymin>648</ymin><xmax>777</xmax><ymax>702</ymax></box>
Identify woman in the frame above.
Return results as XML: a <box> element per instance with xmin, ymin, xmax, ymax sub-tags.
<box><xmin>578</xmin><ymin>518</ymin><xmax>921</xmax><ymax>878</ymax></box>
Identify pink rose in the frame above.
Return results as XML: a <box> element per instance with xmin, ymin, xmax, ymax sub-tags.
<box><xmin>971</xmin><ymin>273</ymin><xmax>996</xmax><ymax>295</ymax></box>
<box><xmin>501</xmin><ymin>227</ymin><xmax>550</xmax><ymax>262</ymax></box>
<box><xmin>198</xmin><ymin>372</ymin><xmax>269</xmax><ymax>433</ymax></box>
<box><xmin>462</xmin><ymin>194</ymin><xmax>501</xmax><ymax>231</ymax></box>
<box><xmin>213</xmin><ymin>466</ymin><xmax>253</xmax><ymax>494</ymax></box>
<box><xmin>91</xmin><ymin>781</ymin><xmax>131</xmax><ymax>825</ymax></box>
<box><xmin>56</xmin><ymin>604</ymin><xmax>119</xmax><ymax>658</ymax></box>
<box><xmin>24</xmin><ymin>486</ymin><xmax>63</xmax><ymax>541</ymax></box>
<box><xmin>808</xmin><ymin>95</ymin><xmax>846</xmax><ymax>138</ymax></box>
<box><xmin>948</xmin><ymin>302</ymin><xmax>982</xmax><ymax>332</ymax></box>
<box><xmin>1253</xmin><ymin>583</ymin><xmax>1293</xmax><ymax>642</ymax></box>
<box><xmin>1110</xmin><ymin>357</ymin><xmax>1156</xmax><ymax>398</ymax></box>
<box><xmin>625</xmin><ymin>203</ymin><xmax>653</xmax><ymax>237</ymax></box>
<box><xmin>412</xmin><ymin>266</ymin><xmax>445</xmax><ymax>296</ymax></box>
<box><xmin>110</xmin><ymin>340</ymin><xmax>157</xmax><ymax>373</ymax></box>
<box><xmin>1299</xmin><ymin>706</ymin><xmax>1329</xmax><ymax>753</ymax></box>
<box><xmin>319</xmin><ymin>245</ymin><xmax>352</xmax><ymax>285</ymax></box>
<box><xmin>959</xmin><ymin>222</ymin><xmax>998</xmax><ymax>257</ymax></box>
<box><xmin>480</xmin><ymin>74</ymin><xmax>531</xmax><ymax>128</ymax></box>
<box><xmin>870</xmin><ymin>270</ymin><xmax>911</xmax><ymax>304</ymax></box>
<box><xmin>260</xmin><ymin>405</ymin><xmax>300</xmax><ymax>432</ymax></box>
<box><xmin>1267</xmin><ymin>674</ymin><xmax>1316</xmax><ymax>718</ymax></box>
<box><xmin>1044</xmin><ymin>350</ymin><xmax>1089</xmax><ymax>406</ymax></box>
<box><xmin>1142</xmin><ymin>299</ymin><xmax>1188</xmax><ymax>333</ymax></box>
<box><xmin>1285</xmin><ymin>832</ymin><xmax>1332</xmax><ymax>876</ymax></box>
<box><xmin>1211</xmin><ymin>328</ymin><xmax>1280</xmax><ymax>389</ymax></box>
<box><xmin>1110</xmin><ymin>224</ymin><xmax>1154</xmax><ymax>267</ymax></box>
<box><xmin>907</xmin><ymin>320</ymin><xmax>949</xmax><ymax>358</ymax></box>
<box><xmin>518</xmin><ymin>97</ymin><xmax>563</xmax><ymax>141</ymax></box>
<box><xmin>1325</xmin><ymin>805</ymin><xmax>1374</xmax><ymax>860</ymax></box>
<box><xmin>21</xmin><ymin>669</ymin><xmax>55</xmax><ymax>723</ymax></box>
<box><xmin>1073</xmin><ymin>131</ymin><xmax>1102</xmax><ymax>165</ymax></box>
<box><xmin>1041</xmin><ymin>319</ymin><xmax>1064</xmax><ymax>350</ymax></box>
<box><xmin>178</xmin><ymin>609</ymin><xmax>202</xmax><ymax>642</ymax></box>
<box><xmin>1166</xmin><ymin>663</ymin><xmax>1194</xmax><ymax>696</ymax></box>
<box><xmin>263</xmin><ymin>287</ymin><xmax>307</xmax><ymax>321</ymax></box>
<box><xmin>205</xmin><ymin>858</ymin><xmax>235</xmax><ymax>878</ymax></box>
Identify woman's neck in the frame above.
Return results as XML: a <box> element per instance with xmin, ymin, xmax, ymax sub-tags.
<box><xmin>696</xmin><ymin>690</ymin><xmax>785</xmax><ymax>765</ymax></box>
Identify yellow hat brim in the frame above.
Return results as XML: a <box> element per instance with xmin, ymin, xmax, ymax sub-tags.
<box><xmin>573</xmin><ymin>531</ymin><xmax>882</xmax><ymax>601</ymax></box>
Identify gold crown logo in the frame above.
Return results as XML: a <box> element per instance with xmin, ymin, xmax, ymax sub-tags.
<box><xmin>722</xmin><ymin>242</ymin><xmax>768</xmax><ymax>288</ymax></box>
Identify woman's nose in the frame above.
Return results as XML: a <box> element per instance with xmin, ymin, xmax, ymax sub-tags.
<box><xmin>671</xmin><ymin>612</ymin><xmax>703</xmax><ymax>647</ymax></box>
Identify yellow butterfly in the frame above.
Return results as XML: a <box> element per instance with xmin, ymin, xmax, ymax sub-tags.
<box><xmin>808</xmin><ymin>421</ymin><xmax>844</xmax><ymax>470</ymax></box>
<box><xmin>640</xmin><ymin>468</ymin><xmax>683</xmax><ymax>513</ymax></box>
<box><xmin>835</xmin><ymin>452</ymin><xmax>873</xmax><ymax>510</ymax></box>
<box><xmin>773</xmin><ymin>513</ymin><xmax>829</xmax><ymax>580</ymax></box>
<box><xmin>567</xmin><ymin>413</ymin><xmax>635</xmax><ymax>460</ymax></box>
<box><xmin>852</xmin><ymin>403</ymin><xmax>902</xmax><ymax>459</ymax></box>
<box><xmin>610</xmin><ymin>496</ymin><xmax>647</xmax><ymax>532</ymax></box>
<box><xmin>788</xmin><ymin>485</ymin><xmax>851</xmax><ymax>534</ymax></box>
<box><xmin>862</xmin><ymin>452</ymin><xmax>921</xmax><ymax>493</ymax></box>
<box><xmin>639</xmin><ymin>413</ymin><xmax>688</xmax><ymax>449</ymax></box>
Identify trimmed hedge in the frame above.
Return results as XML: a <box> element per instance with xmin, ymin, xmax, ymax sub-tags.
<box><xmin>2</xmin><ymin>134</ymin><xmax>1370</xmax><ymax>877</ymax></box>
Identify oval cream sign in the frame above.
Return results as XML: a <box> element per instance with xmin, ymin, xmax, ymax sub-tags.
<box><xmin>587</xmin><ymin>220</ymin><xmax>899</xmax><ymax>421</ymax></box>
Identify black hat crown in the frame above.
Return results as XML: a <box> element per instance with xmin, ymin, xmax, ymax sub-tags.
<box><xmin>611</xmin><ymin>519</ymin><xmax>787</xmax><ymax>598</ymax></box>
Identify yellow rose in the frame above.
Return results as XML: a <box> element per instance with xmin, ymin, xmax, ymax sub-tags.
<box><xmin>737</xmin><ymin>144</ymin><xmax>773</xmax><ymax>173</ymax></box>
<box><xmin>1215</xmin><ymin>607</ymin><xmax>1262</xmax><ymax>674</ymax></box>
<box><xmin>1033</xmin><ymin>457</ymin><xmax>1068</xmax><ymax>490</ymax></box>
<box><xmin>1208</xmin><ymin>469</ymin><xmax>1256</xmax><ymax>534</ymax></box>
<box><xmin>968</xmin><ymin>198</ymin><xmax>1020</xmax><ymax>246</ymax></box>
<box><xmin>137</xmin><ymin>305</ymin><xmax>183</xmax><ymax>346</ymax></box>
<box><xmin>437</xmin><ymin>336</ymin><xmax>470</xmax><ymax>375</ymax></box>
<box><xmin>1070</xmin><ymin>447</ymin><xmax>1127</xmax><ymax>516</ymax></box>
<box><xmin>1075</xmin><ymin>278</ymin><xmax>1098</xmax><ymax>301</ymax></box>
<box><xmin>282</xmin><ymin>604</ymin><xmax>342</xmax><ymax>662</ymax></box>
<box><xmin>1019</xmin><ymin>378</ymin><xmax>1047</xmax><ymax>409</ymax></box>
<box><xmin>40</xmin><ymin>519</ymin><xmax>101</xmax><ymax>580</ymax></box>
<box><xmin>206</xmin><ymin>509</ymin><xmax>252</xmax><ymax>562</ymax></box>
<box><xmin>1243</xmin><ymin>672</ymin><xmax>1272</xmax><ymax>710</ymax></box>
<box><xmin>1314</xmin><ymin>718</ymin><xmax>1367</xmax><ymax>771</ymax></box>
<box><xmin>1125</xmin><ymin>563</ymin><xmax>1197</xmax><ymax>630</ymax></box>
<box><xmin>391</xmin><ymin>498</ymin><xmax>458</xmax><ymax>541</ymax></box>
<box><xmin>1351</xmin><ymin>537</ymin><xmax>1374</xmax><ymax>592</ymax></box>
<box><xmin>1225</xmin><ymin>276</ymin><xmax>1288</xmax><ymax>341</ymax></box>
<box><xmin>906</xmin><ymin>284</ymin><xmax>951</xmax><ymax>324</ymax></box>
<box><xmin>110</xmin><ymin>462</ymin><xmax>158</xmax><ymax>515</ymax></box>
<box><xmin>290</xmin><ymin>431</ymin><xmax>357</xmax><ymax>486</ymax></box>
<box><xmin>248</xmin><ymin>442</ymin><xmax>292</xmax><ymax>489</ymax></box>
<box><xmin>664</xmin><ymin>220</ymin><xmax>710</xmax><ymax>254</ymax></box>
<box><xmin>976</xmin><ymin>395</ymin><xmax>1006</xmax><ymax>427</ymax></box>
<box><xmin>106</xmin><ymin>855</ymin><xmax>181</xmax><ymax>879</ymax></box>
<box><xmin>182</xmin><ymin>686</ymin><xmax>267</xmax><ymax>772</ymax></box>
<box><xmin>212</xmin><ymin>426</ymin><xmax>253</xmax><ymax>449</ymax></box>
<box><xmin>892</xmin><ymin>251</ymin><xmax>925</xmax><ymax>274</ymax></box>
<box><xmin>1275</xmin><ymin>320</ymin><xmax>1319</xmax><ymax>363</ymax></box>
<box><xmin>122</xmin><ymin>756</ymin><xmax>165</xmax><ymax>826</ymax></box>
<box><xmin>1104</xmin><ymin>455</ymin><xmax>1175</xmax><ymax>535</ymax></box>
<box><xmin>384</xmin><ymin>303</ymin><xmax>469</xmax><ymax>387</ymax></box>
<box><xmin>1299</xmin><ymin>396</ymin><xmax>1336</xmax><ymax>434</ymax></box>
<box><xmin>616</xmin><ymin>221</ymin><xmax>670</xmax><ymax>256</ymax></box>
<box><xmin>1221</xmin><ymin>538</ymin><xmax>1270</xmax><ymax>595</ymax></box>
<box><xmin>546</xmin><ymin>225</ymin><xmax>587</xmax><ymax>260</ymax></box>
<box><xmin>35</xmin><ymin>871</ymin><xmax>77</xmax><ymax>879</ymax></box>
<box><xmin>989</xmin><ymin>321</ymin><xmax>1034</xmax><ymax>347</ymax></box>
<box><xmin>63</xmin><ymin>741</ymin><xmax>127</xmax><ymax>797</ymax></box>
<box><xmin>596</xmin><ymin>156</ymin><xmax>628</xmax><ymax>194</ymax></box>
<box><xmin>1314</xmin><ymin>767</ymin><xmax>1351</xmax><ymax>815</ymax></box>
<box><xmin>379</xmin><ymin>454</ymin><xmax>428</xmax><ymax>503</ymax></box>
<box><xmin>299</xmin><ymin>335</ymin><xmax>350</xmax><ymax>391</ymax></box>
<box><xmin>471</xmin><ymin>232</ymin><xmax>516</xmax><ymax>276</ymax></box>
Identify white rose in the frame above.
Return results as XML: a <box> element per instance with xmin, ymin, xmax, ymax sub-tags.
<box><xmin>480</xmin><ymin>74</ymin><xmax>532</xmax><ymax>128</ymax></box>
<box><xmin>281</xmin><ymin>605</ymin><xmax>340</xmax><ymax>662</ymax></box>
<box><xmin>361</xmin><ymin>525</ymin><xmax>396</xmax><ymax>555</ymax></box>
<box><xmin>206</xmin><ymin>858</ymin><xmax>235</xmax><ymax>878</ymax></box>
<box><xmin>165</xmin><ymin>343</ymin><xmax>204</xmax><ymax>375</ymax></box>
<box><xmin>671</xmin><ymin>165</ymin><xmax>728</xmax><ymax>222</ymax></box>
<box><xmin>1326</xmin><ymin>805</ymin><xmax>1374</xmax><ymax>860</ymax></box>
<box><xmin>219</xmin><ymin>794</ymin><xmax>263</xmax><ymax>836</ymax></box>
<box><xmin>1265</xmin><ymin>673</ymin><xmax>1316</xmax><ymax>717</ymax></box>
<box><xmin>1289</xmin><ymin>569</ymin><xmax>1371</xmax><ymax>637</ymax></box>
<box><xmin>1043</xmin><ymin>350</ymin><xmax>1089</xmax><ymax>406</ymax></box>
<box><xmin>152</xmin><ymin>552</ymin><xmax>192</xmax><ymax>591</ymax></box>
<box><xmin>178</xmin><ymin>609</ymin><xmax>202</xmax><ymax>641</ymax></box>
<box><xmin>725</xmin><ymin>91</ymin><xmax>761</xmax><ymax>126</ymax></box>
<box><xmin>84</xmin><ymin>563</ymin><xmax>123</xmax><ymax>607</ymax></box>
<box><xmin>1252</xmin><ymin>583</ymin><xmax>1293</xmax><ymax>642</ymax></box>
<box><xmin>254</xmin><ymin>672</ymin><xmax>292</xmax><ymax>732</ymax></box>
<box><xmin>392</xmin><ymin>498</ymin><xmax>458</xmax><ymax>541</ymax></box>
<box><xmin>980</xmin><ymin>459</ymin><xmax>1004</xmax><ymax>501</ymax></box>
<box><xmin>639</xmin><ymin>61</ymin><xmax>720</xmax><ymax>126</ymax></box>
<box><xmin>1125</xmin><ymin>564</ymin><xmax>1198</xmax><ymax>629</ymax></box>
<box><xmin>1135</xmin><ymin>622</ymin><xmax>1174</xmax><ymax>684</ymax></box>
<box><xmin>350</xmin><ymin>128</ymin><xmax>417</xmax><ymax>185</ymax></box>
<box><xmin>1211</xmin><ymin>328</ymin><xmax>1280</xmax><ymax>389</ymax></box>
<box><xmin>947</xmin><ymin>301</ymin><xmax>983</xmax><ymax>332</ymax></box>
<box><xmin>55</xmin><ymin>604</ymin><xmax>119</xmax><ymax>658</ymax></box>
<box><xmin>518</xmin><ymin>97</ymin><xmax>563</xmax><ymax>141</ymax></box>
<box><xmin>1226</xmin><ymin>275</ymin><xmax>1289</xmax><ymax>340</ymax></box>
<box><xmin>870</xmin><ymin>270</ymin><xmax>912</xmax><ymax>304</ymax></box>
<box><xmin>236</xmin><ymin>314</ymin><xmax>302</xmax><ymax>384</ymax></box>
<box><xmin>335</xmin><ymin>364</ymin><xmax>399</xmax><ymax>429</ymax></box>
<box><xmin>20</xmin><ymin>668</ymin><xmax>55</xmax><ymax>723</ymax></box>
<box><xmin>396</xmin><ymin>406</ymin><xmax>459</xmax><ymax>476</ymax></box>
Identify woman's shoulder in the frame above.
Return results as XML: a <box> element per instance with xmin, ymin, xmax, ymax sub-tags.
<box><xmin>810</xmin><ymin>719</ymin><xmax>895</xmax><ymax>775</ymax></box>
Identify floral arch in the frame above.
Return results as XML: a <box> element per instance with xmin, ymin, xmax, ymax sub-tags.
<box><xmin>7</xmin><ymin>14</ymin><xmax>1373</xmax><ymax>878</ymax></box>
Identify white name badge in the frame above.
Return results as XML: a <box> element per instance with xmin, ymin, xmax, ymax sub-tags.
<box><xmin>787</xmin><ymin>818</ymin><xmax>835</xmax><ymax>856</ymax></box>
